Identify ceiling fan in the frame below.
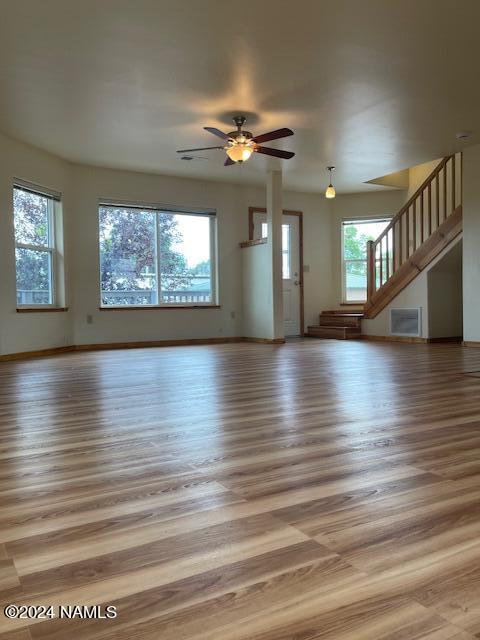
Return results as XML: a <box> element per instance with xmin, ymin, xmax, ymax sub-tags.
<box><xmin>177</xmin><ymin>116</ymin><xmax>295</xmax><ymax>166</ymax></box>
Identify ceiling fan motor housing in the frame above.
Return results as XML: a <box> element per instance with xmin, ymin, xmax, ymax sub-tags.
<box><xmin>233</xmin><ymin>115</ymin><xmax>247</xmax><ymax>128</ymax></box>
<box><xmin>229</xmin><ymin>130</ymin><xmax>253</xmax><ymax>142</ymax></box>
<box><xmin>229</xmin><ymin>115</ymin><xmax>252</xmax><ymax>142</ymax></box>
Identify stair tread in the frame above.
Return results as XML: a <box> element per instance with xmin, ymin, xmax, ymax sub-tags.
<box><xmin>311</xmin><ymin>307</ymin><xmax>364</xmax><ymax>339</ymax></box>
<box><xmin>322</xmin><ymin>309</ymin><xmax>364</xmax><ymax>313</ymax></box>
<box><xmin>319</xmin><ymin>312</ymin><xmax>363</xmax><ymax>328</ymax></box>
<box><xmin>321</xmin><ymin>312</ymin><xmax>364</xmax><ymax>317</ymax></box>
<box><xmin>306</xmin><ymin>325</ymin><xmax>362</xmax><ymax>340</ymax></box>
<box><xmin>308</xmin><ymin>325</ymin><xmax>361</xmax><ymax>331</ymax></box>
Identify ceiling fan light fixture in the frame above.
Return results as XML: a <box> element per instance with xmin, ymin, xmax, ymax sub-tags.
<box><xmin>325</xmin><ymin>166</ymin><xmax>336</xmax><ymax>198</ymax></box>
<box><xmin>226</xmin><ymin>141</ymin><xmax>254</xmax><ymax>163</ymax></box>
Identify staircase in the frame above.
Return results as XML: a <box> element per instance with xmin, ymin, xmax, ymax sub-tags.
<box><xmin>364</xmin><ymin>153</ymin><xmax>462</xmax><ymax>318</ymax></box>
<box><xmin>308</xmin><ymin>153</ymin><xmax>462</xmax><ymax>340</ymax></box>
<box><xmin>307</xmin><ymin>311</ymin><xmax>363</xmax><ymax>340</ymax></box>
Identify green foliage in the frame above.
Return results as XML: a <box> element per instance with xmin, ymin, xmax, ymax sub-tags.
<box><xmin>190</xmin><ymin>260</ymin><xmax>210</xmax><ymax>276</ymax></box>
<box><xmin>344</xmin><ymin>225</ymin><xmax>375</xmax><ymax>275</ymax></box>
<box><xmin>343</xmin><ymin>225</ymin><xmax>374</xmax><ymax>260</ymax></box>
<box><xmin>158</xmin><ymin>213</ymin><xmax>192</xmax><ymax>290</ymax></box>
<box><xmin>99</xmin><ymin>207</ymin><xmax>195</xmax><ymax>304</ymax></box>
<box><xmin>14</xmin><ymin>189</ymin><xmax>52</xmax><ymax>302</ymax></box>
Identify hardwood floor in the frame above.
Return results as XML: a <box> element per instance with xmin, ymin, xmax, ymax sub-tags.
<box><xmin>1</xmin><ymin>339</ymin><xmax>480</xmax><ymax>639</ymax></box>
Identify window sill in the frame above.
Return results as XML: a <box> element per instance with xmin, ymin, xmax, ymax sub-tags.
<box><xmin>16</xmin><ymin>307</ymin><xmax>69</xmax><ymax>313</ymax></box>
<box><xmin>341</xmin><ymin>302</ymin><xmax>366</xmax><ymax>306</ymax></box>
<box><xmin>98</xmin><ymin>305</ymin><xmax>221</xmax><ymax>311</ymax></box>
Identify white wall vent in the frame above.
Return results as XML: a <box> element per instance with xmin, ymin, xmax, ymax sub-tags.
<box><xmin>390</xmin><ymin>308</ymin><xmax>422</xmax><ymax>337</ymax></box>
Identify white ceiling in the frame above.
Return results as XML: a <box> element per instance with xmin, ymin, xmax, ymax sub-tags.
<box><xmin>0</xmin><ymin>0</ymin><xmax>479</xmax><ymax>193</ymax></box>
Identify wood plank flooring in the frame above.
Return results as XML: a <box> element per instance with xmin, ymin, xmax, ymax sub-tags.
<box><xmin>1</xmin><ymin>340</ymin><xmax>480</xmax><ymax>639</ymax></box>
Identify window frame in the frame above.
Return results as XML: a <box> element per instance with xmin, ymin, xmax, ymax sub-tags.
<box><xmin>98</xmin><ymin>201</ymin><xmax>218</xmax><ymax>309</ymax></box>
<box><xmin>14</xmin><ymin>182</ymin><xmax>62</xmax><ymax>309</ymax></box>
<box><xmin>341</xmin><ymin>216</ymin><xmax>392</xmax><ymax>304</ymax></box>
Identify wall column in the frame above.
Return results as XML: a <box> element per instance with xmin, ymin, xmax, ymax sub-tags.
<box><xmin>462</xmin><ymin>145</ymin><xmax>480</xmax><ymax>342</ymax></box>
<box><xmin>267</xmin><ymin>170</ymin><xmax>284</xmax><ymax>340</ymax></box>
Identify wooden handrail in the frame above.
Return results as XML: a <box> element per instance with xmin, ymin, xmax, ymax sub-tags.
<box><xmin>365</xmin><ymin>205</ymin><xmax>462</xmax><ymax>319</ymax></box>
<box><xmin>373</xmin><ymin>155</ymin><xmax>452</xmax><ymax>248</ymax></box>
<box><xmin>367</xmin><ymin>153</ymin><xmax>461</xmax><ymax>305</ymax></box>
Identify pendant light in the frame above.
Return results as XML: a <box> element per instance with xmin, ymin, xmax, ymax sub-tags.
<box><xmin>325</xmin><ymin>166</ymin><xmax>336</xmax><ymax>199</ymax></box>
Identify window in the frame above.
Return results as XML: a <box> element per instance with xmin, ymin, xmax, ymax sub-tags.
<box><xmin>14</xmin><ymin>184</ymin><xmax>61</xmax><ymax>306</ymax></box>
<box><xmin>99</xmin><ymin>204</ymin><xmax>216</xmax><ymax>306</ymax></box>
<box><xmin>342</xmin><ymin>218</ymin><xmax>391</xmax><ymax>302</ymax></box>
<box><xmin>281</xmin><ymin>224</ymin><xmax>291</xmax><ymax>280</ymax></box>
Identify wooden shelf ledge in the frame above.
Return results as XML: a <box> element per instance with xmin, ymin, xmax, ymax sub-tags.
<box><xmin>239</xmin><ymin>238</ymin><xmax>267</xmax><ymax>248</ymax></box>
<box><xmin>17</xmin><ymin>307</ymin><xmax>69</xmax><ymax>313</ymax></box>
<box><xmin>98</xmin><ymin>305</ymin><xmax>221</xmax><ymax>311</ymax></box>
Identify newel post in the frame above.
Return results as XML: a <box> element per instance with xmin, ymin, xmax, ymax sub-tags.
<box><xmin>366</xmin><ymin>240</ymin><xmax>375</xmax><ymax>301</ymax></box>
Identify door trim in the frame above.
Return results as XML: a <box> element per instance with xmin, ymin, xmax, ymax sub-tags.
<box><xmin>248</xmin><ymin>207</ymin><xmax>304</xmax><ymax>336</ymax></box>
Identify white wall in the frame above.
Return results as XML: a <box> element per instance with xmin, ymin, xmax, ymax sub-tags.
<box><xmin>361</xmin><ymin>272</ymin><xmax>430</xmax><ymax>338</ymax></box>
<box><xmin>0</xmin><ymin>131</ymin><xmax>73</xmax><ymax>355</ymax></box>
<box><xmin>70</xmin><ymin>166</ymin><xmax>336</xmax><ymax>345</ymax></box>
<box><xmin>462</xmin><ymin>144</ymin><xmax>480</xmax><ymax>342</ymax></box>
<box><xmin>362</xmin><ymin>236</ymin><xmax>462</xmax><ymax>339</ymax></box>
<box><xmin>428</xmin><ymin>257</ymin><xmax>463</xmax><ymax>339</ymax></box>
<box><xmin>407</xmin><ymin>159</ymin><xmax>441</xmax><ymax>199</ymax></box>
<box><xmin>71</xmin><ymin>164</ymin><xmax>248</xmax><ymax>344</ymax></box>
<box><xmin>242</xmin><ymin>243</ymin><xmax>274</xmax><ymax>339</ymax></box>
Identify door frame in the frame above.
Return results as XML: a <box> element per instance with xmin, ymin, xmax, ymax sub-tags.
<box><xmin>248</xmin><ymin>206</ymin><xmax>304</xmax><ymax>336</ymax></box>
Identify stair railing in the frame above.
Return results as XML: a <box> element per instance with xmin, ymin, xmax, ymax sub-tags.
<box><xmin>367</xmin><ymin>153</ymin><xmax>462</xmax><ymax>300</ymax></box>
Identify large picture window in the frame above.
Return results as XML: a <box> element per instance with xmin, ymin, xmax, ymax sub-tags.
<box><xmin>342</xmin><ymin>218</ymin><xmax>391</xmax><ymax>302</ymax></box>
<box><xmin>14</xmin><ymin>185</ymin><xmax>61</xmax><ymax>306</ymax></box>
<box><xmin>99</xmin><ymin>204</ymin><xmax>216</xmax><ymax>306</ymax></box>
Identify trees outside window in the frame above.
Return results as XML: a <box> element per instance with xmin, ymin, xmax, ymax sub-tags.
<box><xmin>14</xmin><ymin>186</ymin><xmax>58</xmax><ymax>306</ymax></box>
<box><xmin>99</xmin><ymin>205</ymin><xmax>215</xmax><ymax>306</ymax></box>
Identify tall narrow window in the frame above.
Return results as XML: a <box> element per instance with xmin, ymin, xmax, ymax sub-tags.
<box><xmin>281</xmin><ymin>224</ymin><xmax>291</xmax><ymax>280</ymax></box>
<box><xmin>14</xmin><ymin>185</ymin><xmax>60</xmax><ymax>306</ymax></box>
<box><xmin>99</xmin><ymin>204</ymin><xmax>216</xmax><ymax>306</ymax></box>
<box><xmin>342</xmin><ymin>218</ymin><xmax>391</xmax><ymax>303</ymax></box>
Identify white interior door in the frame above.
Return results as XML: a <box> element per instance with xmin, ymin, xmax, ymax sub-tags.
<box><xmin>252</xmin><ymin>212</ymin><xmax>301</xmax><ymax>336</ymax></box>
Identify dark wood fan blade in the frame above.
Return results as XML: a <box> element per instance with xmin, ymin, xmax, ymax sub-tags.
<box><xmin>224</xmin><ymin>156</ymin><xmax>236</xmax><ymax>166</ymax></box>
<box><xmin>252</xmin><ymin>128</ymin><xmax>294</xmax><ymax>143</ymax></box>
<box><xmin>177</xmin><ymin>146</ymin><xmax>223</xmax><ymax>153</ymax></box>
<box><xmin>255</xmin><ymin>146</ymin><xmax>295</xmax><ymax>159</ymax></box>
<box><xmin>204</xmin><ymin>127</ymin><xmax>231</xmax><ymax>140</ymax></box>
